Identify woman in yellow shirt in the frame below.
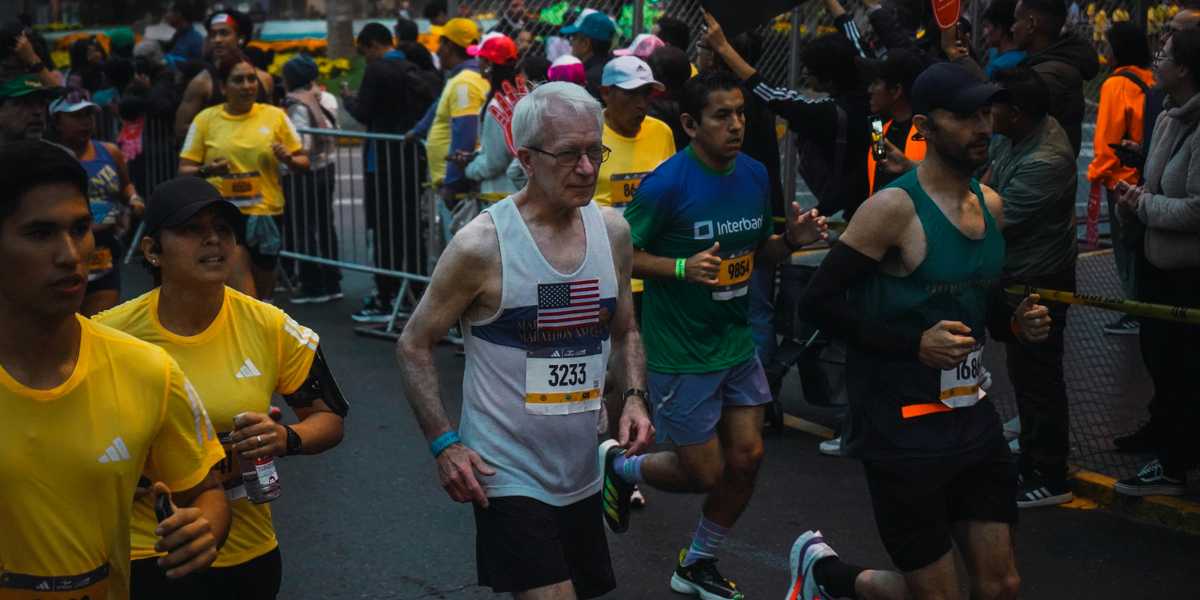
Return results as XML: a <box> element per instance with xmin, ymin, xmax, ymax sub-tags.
<box><xmin>96</xmin><ymin>177</ymin><xmax>346</xmax><ymax>599</ymax></box>
<box><xmin>179</xmin><ymin>52</ymin><xmax>309</xmax><ymax>301</ymax></box>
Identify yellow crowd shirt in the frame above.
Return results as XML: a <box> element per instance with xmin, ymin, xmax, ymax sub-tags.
<box><xmin>94</xmin><ymin>286</ymin><xmax>319</xmax><ymax>569</ymax></box>
<box><xmin>595</xmin><ymin>115</ymin><xmax>676</xmax><ymax>292</ymax></box>
<box><xmin>180</xmin><ymin>103</ymin><xmax>303</xmax><ymax>217</ymax></box>
<box><xmin>0</xmin><ymin>316</ymin><xmax>223</xmax><ymax>600</ymax></box>
<box><xmin>426</xmin><ymin>67</ymin><xmax>490</xmax><ymax>186</ymax></box>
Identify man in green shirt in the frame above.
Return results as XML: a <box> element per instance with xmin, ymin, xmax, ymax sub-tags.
<box><xmin>598</xmin><ymin>71</ymin><xmax>827</xmax><ymax>600</ymax></box>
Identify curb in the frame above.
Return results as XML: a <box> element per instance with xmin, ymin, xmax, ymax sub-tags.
<box><xmin>1069</xmin><ymin>469</ymin><xmax>1200</xmax><ymax>535</ymax></box>
<box><xmin>780</xmin><ymin>414</ymin><xmax>1200</xmax><ymax>535</ymax></box>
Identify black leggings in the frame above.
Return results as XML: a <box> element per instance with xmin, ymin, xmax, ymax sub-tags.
<box><xmin>131</xmin><ymin>546</ymin><xmax>282</xmax><ymax>600</ymax></box>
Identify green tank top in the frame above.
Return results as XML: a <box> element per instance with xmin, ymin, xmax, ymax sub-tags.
<box><xmin>846</xmin><ymin>169</ymin><xmax>1007</xmax><ymax>460</ymax></box>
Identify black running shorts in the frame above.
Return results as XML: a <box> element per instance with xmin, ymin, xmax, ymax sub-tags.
<box><xmin>473</xmin><ymin>493</ymin><xmax>615</xmax><ymax>598</ymax></box>
<box><xmin>862</xmin><ymin>434</ymin><xmax>1018</xmax><ymax>572</ymax></box>
<box><xmin>131</xmin><ymin>546</ymin><xmax>282</xmax><ymax>600</ymax></box>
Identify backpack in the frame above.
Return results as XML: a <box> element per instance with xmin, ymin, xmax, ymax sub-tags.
<box><xmin>1115</xmin><ymin>70</ymin><xmax>1164</xmax><ymax>156</ymax></box>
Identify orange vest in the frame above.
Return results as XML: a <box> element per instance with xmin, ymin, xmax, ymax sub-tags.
<box><xmin>867</xmin><ymin>120</ymin><xmax>927</xmax><ymax>195</ymax></box>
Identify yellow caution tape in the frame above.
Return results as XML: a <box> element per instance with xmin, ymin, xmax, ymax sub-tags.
<box><xmin>1005</xmin><ymin>286</ymin><xmax>1200</xmax><ymax>324</ymax></box>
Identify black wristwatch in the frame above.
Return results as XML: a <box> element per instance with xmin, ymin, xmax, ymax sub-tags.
<box><xmin>283</xmin><ymin>425</ymin><xmax>303</xmax><ymax>456</ymax></box>
<box><xmin>622</xmin><ymin>388</ymin><xmax>648</xmax><ymax>404</ymax></box>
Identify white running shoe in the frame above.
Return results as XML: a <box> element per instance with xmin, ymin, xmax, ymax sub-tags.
<box><xmin>786</xmin><ymin>530</ymin><xmax>838</xmax><ymax>600</ymax></box>
<box><xmin>818</xmin><ymin>437</ymin><xmax>843</xmax><ymax>457</ymax></box>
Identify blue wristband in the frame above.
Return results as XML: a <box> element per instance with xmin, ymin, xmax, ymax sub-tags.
<box><xmin>430</xmin><ymin>430</ymin><xmax>461</xmax><ymax>457</ymax></box>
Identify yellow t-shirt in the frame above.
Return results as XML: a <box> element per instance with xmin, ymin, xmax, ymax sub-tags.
<box><xmin>595</xmin><ymin>116</ymin><xmax>676</xmax><ymax>293</ymax></box>
<box><xmin>426</xmin><ymin>67</ymin><xmax>490</xmax><ymax>186</ymax></box>
<box><xmin>0</xmin><ymin>316</ymin><xmax>223</xmax><ymax>600</ymax></box>
<box><xmin>180</xmin><ymin>103</ymin><xmax>303</xmax><ymax>217</ymax></box>
<box><xmin>94</xmin><ymin>286</ymin><xmax>319</xmax><ymax>569</ymax></box>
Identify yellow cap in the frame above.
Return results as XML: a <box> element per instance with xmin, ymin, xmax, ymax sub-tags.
<box><xmin>441</xmin><ymin>18</ymin><xmax>480</xmax><ymax>49</ymax></box>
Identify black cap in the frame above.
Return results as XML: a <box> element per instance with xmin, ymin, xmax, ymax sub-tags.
<box><xmin>144</xmin><ymin>176</ymin><xmax>243</xmax><ymax>236</ymax></box>
<box><xmin>911</xmin><ymin>62</ymin><xmax>1008</xmax><ymax>116</ymax></box>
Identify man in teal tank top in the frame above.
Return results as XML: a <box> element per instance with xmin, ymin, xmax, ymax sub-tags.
<box><xmin>782</xmin><ymin>63</ymin><xmax>1055</xmax><ymax>600</ymax></box>
<box><xmin>601</xmin><ymin>71</ymin><xmax>829</xmax><ymax>600</ymax></box>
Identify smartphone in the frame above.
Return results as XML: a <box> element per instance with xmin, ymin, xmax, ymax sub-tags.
<box><xmin>870</xmin><ymin>118</ymin><xmax>886</xmax><ymax>161</ymax></box>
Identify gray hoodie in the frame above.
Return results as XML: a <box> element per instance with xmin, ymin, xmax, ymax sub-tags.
<box><xmin>1135</xmin><ymin>91</ymin><xmax>1200</xmax><ymax>270</ymax></box>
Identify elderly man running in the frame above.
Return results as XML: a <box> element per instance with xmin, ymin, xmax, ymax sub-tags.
<box><xmin>397</xmin><ymin>82</ymin><xmax>654</xmax><ymax>600</ymax></box>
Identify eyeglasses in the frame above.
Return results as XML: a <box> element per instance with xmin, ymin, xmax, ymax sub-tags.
<box><xmin>526</xmin><ymin>145</ymin><xmax>611</xmax><ymax>167</ymax></box>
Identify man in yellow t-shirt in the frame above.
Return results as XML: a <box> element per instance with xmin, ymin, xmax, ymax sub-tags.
<box><xmin>596</xmin><ymin>56</ymin><xmax>677</xmax><ymax>296</ymax></box>
<box><xmin>424</xmin><ymin>18</ymin><xmax>489</xmax><ymax>194</ymax></box>
<box><xmin>0</xmin><ymin>141</ymin><xmax>229</xmax><ymax>600</ymax></box>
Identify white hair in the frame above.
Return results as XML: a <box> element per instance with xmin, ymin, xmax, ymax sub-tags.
<box><xmin>511</xmin><ymin>82</ymin><xmax>603</xmax><ymax>150</ymax></box>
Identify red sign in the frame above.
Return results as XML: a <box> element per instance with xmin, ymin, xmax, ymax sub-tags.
<box><xmin>932</xmin><ymin>0</ymin><xmax>961</xmax><ymax>29</ymax></box>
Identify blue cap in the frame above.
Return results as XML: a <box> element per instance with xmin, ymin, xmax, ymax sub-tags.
<box><xmin>561</xmin><ymin>12</ymin><xmax>616</xmax><ymax>42</ymax></box>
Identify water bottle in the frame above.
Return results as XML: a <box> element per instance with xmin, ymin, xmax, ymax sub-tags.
<box><xmin>235</xmin><ymin>411</ymin><xmax>281</xmax><ymax>504</ymax></box>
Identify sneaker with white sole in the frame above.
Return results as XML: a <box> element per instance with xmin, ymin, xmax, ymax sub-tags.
<box><xmin>1114</xmin><ymin>459</ymin><xmax>1186</xmax><ymax>497</ymax></box>
<box><xmin>818</xmin><ymin>437</ymin><xmax>843</xmax><ymax>457</ymax></box>
<box><xmin>631</xmin><ymin>484</ymin><xmax>646</xmax><ymax>508</ymax></box>
<box><xmin>786</xmin><ymin>530</ymin><xmax>838</xmax><ymax>600</ymax></box>
<box><xmin>1016</xmin><ymin>471</ymin><xmax>1073</xmax><ymax>508</ymax></box>
<box><xmin>670</xmin><ymin>549</ymin><xmax>743</xmax><ymax>600</ymax></box>
<box><xmin>1103</xmin><ymin>315</ymin><xmax>1140</xmax><ymax>335</ymax></box>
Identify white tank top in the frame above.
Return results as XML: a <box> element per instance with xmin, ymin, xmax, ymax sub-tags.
<box><xmin>461</xmin><ymin>197</ymin><xmax>618</xmax><ymax>507</ymax></box>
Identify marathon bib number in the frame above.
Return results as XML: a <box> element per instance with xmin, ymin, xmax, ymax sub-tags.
<box><xmin>0</xmin><ymin>563</ymin><xmax>109</xmax><ymax>600</ymax></box>
<box><xmin>85</xmin><ymin>247</ymin><xmax>114</xmax><ymax>280</ymax></box>
<box><xmin>216</xmin><ymin>172</ymin><xmax>264</xmax><ymax>208</ymax></box>
<box><xmin>608</xmin><ymin>172</ymin><xmax>650</xmax><ymax>209</ymax></box>
<box><xmin>216</xmin><ymin>432</ymin><xmax>247</xmax><ymax>502</ymax></box>
<box><xmin>939</xmin><ymin>342</ymin><xmax>985</xmax><ymax>409</ymax></box>
<box><xmin>525</xmin><ymin>343</ymin><xmax>604</xmax><ymax>416</ymax></box>
<box><xmin>711</xmin><ymin>250</ymin><xmax>755</xmax><ymax>301</ymax></box>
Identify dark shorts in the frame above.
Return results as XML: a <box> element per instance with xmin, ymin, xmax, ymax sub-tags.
<box><xmin>245</xmin><ymin>215</ymin><xmax>284</xmax><ymax>270</ymax></box>
<box><xmin>862</xmin><ymin>436</ymin><xmax>1018</xmax><ymax>572</ymax></box>
<box><xmin>649</xmin><ymin>356</ymin><xmax>772</xmax><ymax>446</ymax></box>
<box><xmin>131</xmin><ymin>546</ymin><xmax>282</xmax><ymax>600</ymax></box>
<box><xmin>473</xmin><ymin>493</ymin><xmax>615</xmax><ymax>598</ymax></box>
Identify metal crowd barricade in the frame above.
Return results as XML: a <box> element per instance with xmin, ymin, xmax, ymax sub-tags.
<box><xmin>283</xmin><ymin>127</ymin><xmax>438</xmax><ymax>340</ymax></box>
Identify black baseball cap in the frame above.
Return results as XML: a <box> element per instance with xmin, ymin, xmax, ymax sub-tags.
<box><xmin>144</xmin><ymin>176</ymin><xmax>243</xmax><ymax>237</ymax></box>
<box><xmin>911</xmin><ymin>62</ymin><xmax>1008</xmax><ymax>116</ymax></box>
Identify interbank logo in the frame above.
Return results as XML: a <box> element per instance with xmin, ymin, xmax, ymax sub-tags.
<box><xmin>693</xmin><ymin>217</ymin><xmax>764</xmax><ymax>240</ymax></box>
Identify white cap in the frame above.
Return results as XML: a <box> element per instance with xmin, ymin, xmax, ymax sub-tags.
<box><xmin>601</xmin><ymin>55</ymin><xmax>664</xmax><ymax>91</ymax></box>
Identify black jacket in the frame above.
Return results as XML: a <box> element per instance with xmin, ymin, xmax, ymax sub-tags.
<box><xmin>1021</xmin><ymin>34</ymin><xmax>1101</xmax><ymax>158</ymax></box>
<box><xmin>344</xmin><ymin>52</ymin><xmax>436</xmax><ymax>134</ymax></box>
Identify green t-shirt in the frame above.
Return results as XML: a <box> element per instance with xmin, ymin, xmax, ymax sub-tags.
<box><xmin>624</xmin><ymin>146</ymin><xmax>772</xmax><ymax>373</ymax></box>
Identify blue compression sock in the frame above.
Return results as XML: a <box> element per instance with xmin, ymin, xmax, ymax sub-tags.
<box><xmin>611</xmin><ymin>453</ymin><xmax>646</xmax><ymax>484</ymax></box>
<box><xmin>682</xmin><ymin>517</ymin><xmax>730</xmax><ymax>566</ymax></box>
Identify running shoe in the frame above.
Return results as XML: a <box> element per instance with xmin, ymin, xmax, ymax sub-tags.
<box><xmin>817</xmin><ymin>437</ymin><xmax>843</xmax><ymax>457</ymax></box>
<box><xmin>290</xmin><ymin>289</ymin><xmax>334</xmax><ymax>304</ymax></box>
<box><xmin>786</xmin><ymin>530</ymin><xmax>838</xmax><ymax>600</ymax></box>
<box><xmin>1002</xmin><ymin>416</ymin><xmax>1020</xmax><ymax>440</ymax></box>
<box><xmin>351</xmin><ymin>294</ymin><xmax>394</xmax><ymax>323</ymax></box>
<box><xmin>1114</xmin><ymin>421</ymin><xmax>1161</xmax><ymax>453</ymax></box>
<box><xmin>1103</xmin><ymin>315</ymin><xmax>1140</xmax><ymax>335</ymax></box>
<box><xmin>670</xmin><ymin>549</ymin><xmax>744</xmax><ymax>600</ymax></box>
<box><xmin>1114</xmin><ymin>459</ymin><xmax>1187</xmax><ymax>497</ymax></box>
<box><xmin>599</xmin><ymin>440</ymin><xmax>633</xmax><ymax>533</ymax></box>
<box><xmin>1016</xmin><ymin>471</ymin><xmax>1073</xmax><ymax>508</ymax></box>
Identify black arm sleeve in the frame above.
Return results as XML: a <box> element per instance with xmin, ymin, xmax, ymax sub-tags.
<box><xmin>283</xmin><ymin>345</ymin><xmax>349</xmax><ymax>417</ymax></box>
<box><xmin>744</xmin><ymin>73</ymin><xmax>839</xmax><ymax>144</ymax></box>
<box><xmin>799</xmin><ymin>242</ymin><xmax>922</xmax><ymax>357</ymax></box>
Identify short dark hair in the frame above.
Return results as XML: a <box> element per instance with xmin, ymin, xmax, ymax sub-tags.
<box><xmin>656</xmin><ymin>16</ymin><xmax>690</xmax><ymax>50</ymax></box>
<box><xmin>648</xmin><ymin>45</ymin><xmax>691</xmax><ymax>94</ymax></box>
<box><xmin>1170</xmin><ymin>28</ymin><xmax>1200</xmax><ymax>88</ymax></box>
<box><xmin>1021</xmin><ymin>0</ymin><xmax>1067</xmax><ymax>32</ymax></box>
<box><xmin>424</xmin><ymin>1</ymin><xmax>448</xmax><ymax>21</ymax></box>
<box><xmin>215</xmin><ymin>49</ymin><xmax>256</xmax><ymax>84</ymax></box>
<box><xmin>874</xmin><ymin>49</ymin><xmax>927</xmax><ymax>100</ymax></box>
<box><xmin>993</xmin><ymin>66</ymin><xmax>1050</xmax><ymax>121</ymax></box>
<box><xmin>357</xmin><ymin>22</ymin><xmax>394</xmax><ymax>48</ymax></box>
<box><xmin>519</xmin><ymin>54</ymin><xmax>550</xmax><ymax>84</ymax></box>
<box><xmin>589</xmin><ymin>36</ymin><xmax>612</xmax><ymax>58</ymax></box>
<box><xmin>0</xmin><ymin>141</ymin><xmax>89</xmax><ymax>229</ymax></box>
<box><xmin>395</xmin><ymin>17</ymin><xmax>419</xmax><ymax>43</ymax></box>
<box><xmin>802</xmin><ymin>34</ymin><xmax>859</xmax><ymax>92</ymax></box>
<box><xmin>1108</xmin><ymin>22</ymin><xmax>1151</xmax><ymax>68</ymax></box>
<box><xmin>681</xmin><ymin>70</ymin><xmax>743</xmax><ymax>123</ymax></box>
<box><xmin>983</xmin><ymin>0</ymin><xmax>1018</xmax><ymax>34</ymax></box>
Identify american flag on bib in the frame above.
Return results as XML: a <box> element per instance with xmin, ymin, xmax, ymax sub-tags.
<box><xmin>537</xmin><ymin>280</ymin><xmax>601</xmax><ymax>329</ymax></box>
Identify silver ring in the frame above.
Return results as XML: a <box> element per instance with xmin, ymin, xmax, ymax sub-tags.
<box><xmin>257</xmin><ymin>435</ymin><xmax>263</xmax><ymax>446</ymax></box>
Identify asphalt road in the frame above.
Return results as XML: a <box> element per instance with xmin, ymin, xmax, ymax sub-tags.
<box><xmin>108</xmin><ymin>266</ymin><xmax>1194</xmax><ymax>600</ymax></box>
